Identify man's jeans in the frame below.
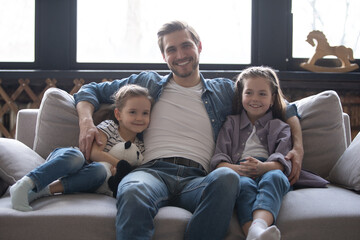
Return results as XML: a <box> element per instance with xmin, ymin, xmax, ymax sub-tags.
<box><xmin>236</xmin><ymin>169</ymin><xmax>291</xmax><ymax>226</ymax></box>
<box><xmin>116</xmin><ymin>160</ymin><xmax>241</xmax><ymax>240</ymax></box>
<box><xmin>28</xmin><ymin>147</ymin><xmax>107</xmax><ymax>193</ymax></box>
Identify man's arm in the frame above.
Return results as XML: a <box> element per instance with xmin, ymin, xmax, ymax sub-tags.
<box><xmin>76</xmin><ymin>101</ymin><xmax>103</xmax><ymax>160</ymax></box>
<box><xmin>285</xmin><ymin>115</ymin><xmax>304</xmax><ymax>185</ymax></box>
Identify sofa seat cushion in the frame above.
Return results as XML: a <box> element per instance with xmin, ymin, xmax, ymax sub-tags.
<box><xmin>3</xmin><ymin>186</ymin><xmax>360</xmax><ymax>240</ymax></box>
<box><xmin>277</xmin><ymin>184</ymin><xmax>360</xmax><ymax>240</ymax></box>
<box><xmin>0</xmin><ymin>191</ymin><xmax>244</xmax><ymax>240</ymax></box>
<box><xmin>0</xmin><ymin>193</ymin><xmax>117</xmax><ymax>240</ymax></box>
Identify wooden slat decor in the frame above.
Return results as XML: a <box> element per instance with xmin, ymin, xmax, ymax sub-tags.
<box><xmin>0</xmin><ymin>78</ymin><xmax>85</xmax><ymax>138</ymax></box>
<box><xmin>0</xmin><ymin>77</ymin><xmax>359</xmax><ymax>140</ymax></box>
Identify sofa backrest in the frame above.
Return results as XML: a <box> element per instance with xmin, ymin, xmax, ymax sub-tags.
<box><xmin>31</xmin><ymin>88</ymin><xmax>347</xmax><ymax>178</ymax></box>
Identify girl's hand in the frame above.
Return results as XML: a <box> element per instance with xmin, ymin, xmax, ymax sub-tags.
<box><xmin>217</xmin><ymin>160</ymin><xmax>261</xmax><ymax>178</ymax></box>
<box><xmin>239</xmin><ymin>157</ymin><xmax>266</xmax><ymax>178</ymax></box>
<box><xmin>110</xmin><ymin>166</ymin><xmax>117</xmax><ymax>176</ymax></box>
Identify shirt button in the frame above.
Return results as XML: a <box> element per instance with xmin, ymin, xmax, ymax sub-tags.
<box><xmin>211</xmin><ymin>119</ymin><xmax>215</xmax><ymax>122</ymax></box>
<box><xmin>205</xmin><ymin>101</ymin><xmax>208</xmax><ymax>104</ymax></box>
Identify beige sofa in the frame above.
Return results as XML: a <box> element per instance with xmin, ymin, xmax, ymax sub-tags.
<box><xmin>1</xmin><ymin>88</ymin><xmax>360</xmax><ymax>240</ymax></box>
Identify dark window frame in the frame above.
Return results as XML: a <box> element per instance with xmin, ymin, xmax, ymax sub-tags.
<box><xmin>0</xmin><ymin>0</ymin><xmax>359</xmax><ymax>73</ymax></box>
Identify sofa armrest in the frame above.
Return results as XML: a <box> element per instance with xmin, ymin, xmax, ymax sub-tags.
<box><xmin>15</xmin><ymin>109</ymin><xmax>39</xmax><ymax>149</ymax></box>
<box><xmin>343</xmin><ymin>113</ymin><xmax>351</xmax><ymax>147</ymax></box>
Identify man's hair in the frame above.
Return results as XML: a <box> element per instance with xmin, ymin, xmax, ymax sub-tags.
<box><xmin>157</xmin><ymin>20</ymin><xmax>200</xmax><ymax>54</ymax></box>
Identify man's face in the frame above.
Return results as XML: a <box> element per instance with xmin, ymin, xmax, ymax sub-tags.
<box><xmin>162</xmin><ymin>30</ymin><xmax>202</xmax><ymax>79</ymax></box>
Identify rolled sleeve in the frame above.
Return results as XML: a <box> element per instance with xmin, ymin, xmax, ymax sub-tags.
<box><xmin>285</xmin><ymin>103</ymin><xmax>301</xmax><ymax>120</ymax></box>
<box><xmin>210</xmin><ymin>153</ymin><xmax>232</xmax><ymax>171</ymax></box>
<box><xmin>267</xmin><ymin>153</ymin><xmax>292</xmax><ymax>176</ymax></box>
<box><xmin>74</xmin><ymin>81</ymin><xmax>122</xmax><ymax>112</ymax></box>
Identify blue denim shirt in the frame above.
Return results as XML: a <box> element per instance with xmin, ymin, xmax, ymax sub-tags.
<box><xmin>74</xmin><ymin>70</ymin><xmax>298</xmax><ymax>141</ymax></box>
<box><xmin>74</xmin><ymin>71</ymin><xmax>235</xmax><ymax>140</ymax></box>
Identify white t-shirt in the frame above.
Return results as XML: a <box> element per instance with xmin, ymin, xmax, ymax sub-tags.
<box><xmin>143</xmin><ymin>79</ymin><xmax>214</xmax><ymax>172</ymax></box>
<box><xmin>241</xmin><ymin>125</ymin><xmax>269</xmax><ymax>160</ymax></box>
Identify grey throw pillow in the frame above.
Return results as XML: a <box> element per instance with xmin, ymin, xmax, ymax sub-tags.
<box><xmin>329</xmin><ymin>132</ymin><xmax>360</xmax><ymax>191</ymax></box>
<box><xmin>0</xmin><ymin>138</ymin><xmax>44</xmax><ymax>185</ymax></box>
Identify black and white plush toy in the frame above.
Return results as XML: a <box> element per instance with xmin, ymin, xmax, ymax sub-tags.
<box><xmin>96</xmin><ymin>141</ymin><xmax>143</xmax><ymax>197</ymax></box>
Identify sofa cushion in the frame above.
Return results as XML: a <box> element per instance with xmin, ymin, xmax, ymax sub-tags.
<box><xmin>0</xmin><ymin>193</ymin><xmax>117</xmax><ymax>240</ymax></box>
<box><xmin>33</xmin><ymin>88</ymin><xmax>80</xmax><ymax>159</ymax></box>
<box><xmin>0</xmin><ymin>192</ymin><xmax>243</xmax><ymax>240</ymax></box>
<box><xmin>277</xmin><ymin>184</ymin><xmax>360</xmax><ymax>240</ymax></box>
<box><xmin>33</xmin><ymin>89</ymin><xmax>346</xmax><ymax>179</ymax></box>
<box><xmin>328</xmin><ymin>131</ymin><xmax>360</xmax><ymax>191</ymax></box>
<box><xmin>293</xmin><ymin>90</ymin><xmax>347</xmax><ymax>178</ymax></box>
<box><xmin>293</xmin><ymin>169</ymin><xmax>329</xmax><ymax>189</ymax></box>
<box><xmin>0</xmin><ymin>138</ymin><xmax>44</xmax><ymax>185</ymax></box>
<box><xmin>0</xmin><ymin>179</ymin><xmax>8</xmax><ymax>197</ymax></box>
<box><xmin>33</xmin><ymin>88</ymin><xmax>113</xmax><ymax>159</ymax></box>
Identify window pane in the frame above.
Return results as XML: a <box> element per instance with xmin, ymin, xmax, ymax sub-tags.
<box><xmin>77</xmin><ymin>0</ymin><xmax>251</xmax><ymax>64</ymax></box>
<box><xmin>292</xmin><ymin>0</ymin><xmax>360</xmax><ymax>59</ymax></box>
<box><xmin>0</xmin><ymin>0</ymin><xmax>35</xmax><ymax>62</ymax></box>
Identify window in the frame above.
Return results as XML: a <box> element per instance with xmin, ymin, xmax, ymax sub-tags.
<box><xmin>292</xmin><ymin>0</ymin><xmax>360</xmax><ymax>59</ymax></box>
<box><xmin>77</xmin><ymin>0</ymin><xmax>251</xmax><ymax>65</ymax></box>
<box><xmin>0</xmin><ymin>0</ymin><xmax>35</xmax><ymax>62</ymax></box>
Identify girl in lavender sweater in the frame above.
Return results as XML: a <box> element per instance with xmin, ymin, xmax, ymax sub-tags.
<box><xmin>211</xmin><ymin>66</ymin><xmax>292</xmax><ymax>240</ymax></box>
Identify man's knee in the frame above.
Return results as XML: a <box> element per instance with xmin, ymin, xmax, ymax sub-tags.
<box><xmin>208</xmin><ymin>167</ymin><xmax>240</xmax><ymax>194</ymax></box>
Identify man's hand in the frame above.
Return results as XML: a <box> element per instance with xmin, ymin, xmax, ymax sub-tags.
<box><xmin>79</xmin><ymin>119</ymin><xmax>102</xmax><ymax>160</ymax></box>
<box><xmin>76</xmin><ymin>101</ymin><xmax>102</xmax><ymax>160</ymax></box>
<box><xmin>286</xmin><ymin>147</ymin><xmax>304</xmax><ymax>185</ymax></box>
<box><xmin>285</xmin><ymin>115</ymin><xmax>304</xmax><ymax>185</ymax></box>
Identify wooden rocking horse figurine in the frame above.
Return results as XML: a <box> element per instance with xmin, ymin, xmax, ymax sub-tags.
<box><xmin>300</xmin><ymin>30</ymin><xmax>359</xmax><ymax>72</ymax></box>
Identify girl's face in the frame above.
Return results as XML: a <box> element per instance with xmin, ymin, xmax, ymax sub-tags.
<box><xmin>115</xmin><ymin>96</ymin><xmax>151</xmax><ymax>140</ymax></box>
<box><xmin>242</xmin><ymin>77</ymin><xmax>274</xmax><ymax>124</ymax></box>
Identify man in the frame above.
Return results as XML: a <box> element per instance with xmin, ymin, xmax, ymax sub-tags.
<box><xmin>74</xmin><ymin>21</ymin><xmax>303</xmax><ymax>239</ymax></box>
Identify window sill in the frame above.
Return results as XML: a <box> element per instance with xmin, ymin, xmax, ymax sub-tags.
<box><xmin>0</xmin><ymin>69</ymin><xmax>359</xmax><ymax>90</ymax></box>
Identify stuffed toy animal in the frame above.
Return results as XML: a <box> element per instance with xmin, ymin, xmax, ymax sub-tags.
<box><xmin>96</xmin><ymin>141</ymin><xmax>143</xmax><ymax>197</ymax></box>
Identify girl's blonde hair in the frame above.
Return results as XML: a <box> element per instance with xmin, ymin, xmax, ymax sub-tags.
<box><xmin>232</xmin><ymin>66</ymin><xmax>287</xmax><ymax>121</ymax></box>
<box><xmin>100</xmin><ymin>85</ymin><xmax>153</xmax><ymax>124</ymax></box>
<box><xmin>112</xmin><ymin>84</ymin><xmax>153</xmax><ymax>111</ymax></box>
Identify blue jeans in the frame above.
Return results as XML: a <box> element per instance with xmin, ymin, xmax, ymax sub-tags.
<box><xmin>27</xmin><ymin>147</ymin><xmax>107</xmax><ymax>193</ymax></box>
<box><xmin>235</xmin><ymin>169</ymin><xmax>290</xmax><ymax>226</ymax></box>
<box><xmin>115</xmin><ymin>160</ymin><xmax>241</xmax><ymax>240</ymax></box>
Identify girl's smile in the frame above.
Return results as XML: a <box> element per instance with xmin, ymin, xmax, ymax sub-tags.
<box><xmin>242</xmin><ymin>77</ymin><xmax>274</xmax><ymax>124</ymax></box>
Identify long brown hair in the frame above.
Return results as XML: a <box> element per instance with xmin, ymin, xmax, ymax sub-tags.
<box><xmin>232</xmin><ymin>66</ymin><xmax>287</xmax><ymax>121</ymax></box>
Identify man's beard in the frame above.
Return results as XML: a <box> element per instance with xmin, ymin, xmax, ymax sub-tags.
<box><xmin>168</xmin><ymin>58</ymin><xmax>199</xmax><ymax>78</ymax></box>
